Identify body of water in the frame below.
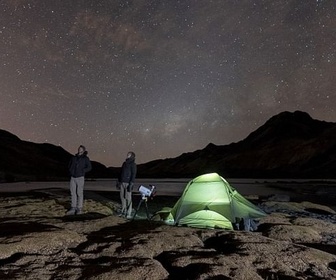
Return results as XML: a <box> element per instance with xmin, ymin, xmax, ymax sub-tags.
<box><xmin>1</xmin><ymin>178</ymin><xmax>335</xmax><ymax>198</ymax></box>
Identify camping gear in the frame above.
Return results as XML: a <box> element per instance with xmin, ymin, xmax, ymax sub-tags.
<box><xmin>153</xmin><ymin>173</ymin><xmax>266</xmax><ymax>229</ymax></box>
<box><xmin>132</xmin><ymin>185</ymin><xmax>156</xmax><ymax>221</ymax></box>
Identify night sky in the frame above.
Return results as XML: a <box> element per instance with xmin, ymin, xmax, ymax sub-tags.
<box><xmin>1</xmin><ymin>1</ymin><xmax>335</xmax><ymax>167</ymax></box>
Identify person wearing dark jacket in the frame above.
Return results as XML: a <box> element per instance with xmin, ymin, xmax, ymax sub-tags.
<box><xmin>117</xmin><ymin>151</ymin><xmax>137</xmax><ymax>218</ymax></box>
<box><xmin>67</xmin><ymin>145</ymin><xmax>92</xmax><ymax>215</ymax></box>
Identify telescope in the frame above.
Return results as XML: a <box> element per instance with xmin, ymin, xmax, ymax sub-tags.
<box><xmin>132</xmin><ymin>184</ymin><xmax>156</xmax><ymax>221</ymax></box>
<box><xmin>138</xmin><ymin>185</ymin><xmax>156</xmax><ymax>199</ymax></box>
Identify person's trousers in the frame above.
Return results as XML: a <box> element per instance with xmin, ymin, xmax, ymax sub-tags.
<box><xmin>70</xmin><ymin>176</ymin><xmax>85</xmax><ymax>209</ymax></box>
<box><xmin>120</xmin><ymin>182</ymin><xmax>132</xmax><ymax>216</ymax></box>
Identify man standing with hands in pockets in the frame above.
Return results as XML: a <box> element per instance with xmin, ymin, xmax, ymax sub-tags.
<box><xmin>67</xmin><ymin>145</ymin><xmax>92</xmax><ymax>215</ymax></box>
<box><xmin>117</xmin><ymin>151</ymin><xmax>137</xmax><ymax>219</ymax></box>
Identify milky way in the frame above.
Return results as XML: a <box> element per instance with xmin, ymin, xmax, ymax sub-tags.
<box><xmin>0</xmin><ymin>1</ymin><xmax>335</xmax><ymax>166</ymax></box>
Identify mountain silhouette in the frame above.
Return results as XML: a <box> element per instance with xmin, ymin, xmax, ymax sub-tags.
<box><xmin>0</xmin><ymin>130</ymin><xmax>116</xmax><ymax>182</ymax></box>
<box><xmin>137</xmin><ymin>111</ymin><xmax>336</xmax><ymax>178</ymax></box>
<box><xmin>1</xmin><ymin>110</ymin><xmax>336</xmax><ymax>182</ymax></box>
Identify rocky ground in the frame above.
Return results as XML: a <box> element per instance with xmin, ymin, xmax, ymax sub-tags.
<box><xmin>1</xmin><ymin>186</ymin><xmax>336</xmax><ymax>279</ymax></box>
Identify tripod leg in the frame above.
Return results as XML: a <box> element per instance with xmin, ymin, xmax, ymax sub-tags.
<box><xmin>132</xmin><ymin>199</ymin><xmax>143</xmax><ymax>220</ymax></box>
<box><xmin>144</xmin><ymin>201</ymin><xmax>151</xmax><ymax>221</ymax></box>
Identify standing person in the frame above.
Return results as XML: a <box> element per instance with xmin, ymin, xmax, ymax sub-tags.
<box><xmin>67</xmin><ymin>145</ymin><xmax>92</xmax><ymax>215</ymax></box>
<box><xmin>118</xmin><ymin>151</ymin><xmax>137</xmax><ymax>219</ymax></box>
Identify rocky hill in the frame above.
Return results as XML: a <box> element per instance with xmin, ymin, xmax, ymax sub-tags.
<box><xmin>0</xmin><ymin>130</ymin><xmax>116</xmax><ymax>182</ymax></box>
<box><xmin>137</xmin><ymin>111</ymin><xmax>336</xmax><ymax>178</ymax></box>
<box><xmin>1</xmin><ymin>110</ymin><xmax>336</xmax><ymax>181</ymax></box>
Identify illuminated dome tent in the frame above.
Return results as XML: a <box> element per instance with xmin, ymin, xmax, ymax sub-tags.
<box><xmin>153</xmin><ymin>173</ymin><xmax>266</xmax><ymax>230</ymax></box>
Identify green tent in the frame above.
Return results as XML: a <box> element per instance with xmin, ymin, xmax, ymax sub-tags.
<box><xmin>153</xmin><ymin>173</ymin><xmax>267</xmax><ymax>230</ymax></box>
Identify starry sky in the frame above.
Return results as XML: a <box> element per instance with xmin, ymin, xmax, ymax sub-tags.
<box><xmin>1</xmin><ymin>1</ymin><xmax>335</xmax><ymax>167</ymax></box>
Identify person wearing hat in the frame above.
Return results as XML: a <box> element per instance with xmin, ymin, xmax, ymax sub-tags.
<box><xmin>67</xmin><ymin>145</ymin><xmax>92</xmax><ymax>215</ymax></box>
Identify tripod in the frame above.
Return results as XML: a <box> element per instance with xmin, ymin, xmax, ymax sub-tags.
<box><xmin>132</xmin><ymin>195</ymin><xmax>151</xmax><ymax>221</ymax></box>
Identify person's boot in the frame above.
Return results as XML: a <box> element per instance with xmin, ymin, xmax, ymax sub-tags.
<box><xmin>66</xmin><ymin>208</ymin><xmax>76</xmax><ymax>215</ymax></box>
<box><xmin>126</xmin><ymin>210</ymin><xmax>134</xmax><ymax>219</ymax></box>
<box><xmin>118</xmin><ymin>208</ymin><xmax>126</xmax><ymax>217</ymax></box>
<box><xmin>76</xmin><ymin>208</ymin><xmax>83</xmax><ymax>215</ymax></box>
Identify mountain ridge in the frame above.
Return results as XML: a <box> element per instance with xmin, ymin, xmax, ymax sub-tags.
<box><xmin>1</xmin><ymin>110</ymin><xmax>336</xmax><ymax>181</ymax></box>
<box><xmin>136</xmin><ymin>110</ymin><xmax>336</xmax><ymax>178</ymax></box>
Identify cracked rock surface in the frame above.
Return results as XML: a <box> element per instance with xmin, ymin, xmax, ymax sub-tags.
<box><xmin>1</xmin><ymin>187</ymin><xmax>336</xmax><ymax>279</ymax></box>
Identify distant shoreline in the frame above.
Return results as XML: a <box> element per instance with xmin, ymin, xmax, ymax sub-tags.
<box><xmin>1</xmin><ymin>179</ymin><xmax>336</xmax><ymax>207</ymax></box>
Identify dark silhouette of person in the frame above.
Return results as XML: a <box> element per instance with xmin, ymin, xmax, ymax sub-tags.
<box><xmin>67</xmin><ymin>145</ymin><xmax>92</xmax><ymax>215</ymax></box>
<box><xmin>117</xmin><ymin>151</ymin><xmax>137</xmax><ymax>218</ymax></box>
